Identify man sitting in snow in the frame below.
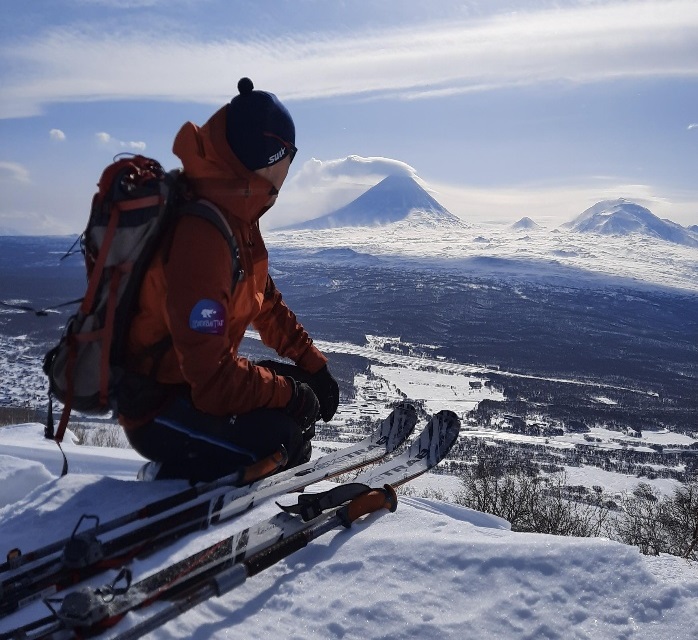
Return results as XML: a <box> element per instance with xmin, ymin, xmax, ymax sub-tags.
<box><xmin>117</xmin><ymin>78</ymin><xmax>339</xmax><ymax>481</ymax></box>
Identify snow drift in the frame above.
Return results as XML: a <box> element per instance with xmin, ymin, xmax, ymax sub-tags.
<box><xmin>1</xmin><ymin>423</ymin><xmax>697</xmax><ymax>640</ymax></box>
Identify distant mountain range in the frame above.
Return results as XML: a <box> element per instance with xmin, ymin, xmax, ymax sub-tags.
<box><xmin>277</xmin><ymin>174</ymin><xmax>464</xmax><ymax>230</ymax></box>
<box><xmin>275</xmin><ymin>175</ymin><xmax>696</xmax><ymax>247</ymax></box>
<box><xmin>563</xmin><ymin>199</ymin><xmax>698</xmax><ymax>247</ymax></box>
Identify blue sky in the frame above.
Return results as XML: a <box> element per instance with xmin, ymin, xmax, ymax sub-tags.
<box><xmin>1</xmin><ymin>0</ymin><xmax>697</xmax><ymax>234</ymax></box>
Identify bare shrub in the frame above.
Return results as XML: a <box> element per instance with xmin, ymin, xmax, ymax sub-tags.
<box><xmin>455</xmin><ymin>455</ymin><xmax>612</xmax><ymax>538</ymax></box>
<box><xmin>90</xmin><ymin>425</ymin><xmax>124</xmax><ymax>448</ymax></box>
<box><xmin>0</xmin><ymin>405</ymin><xmax>41</xmax><ymax>426</ymax></box>
<box><xmin>612</xmin><ymin>482</ymin><xmax>698</xmax><ymax>560</ymax></box>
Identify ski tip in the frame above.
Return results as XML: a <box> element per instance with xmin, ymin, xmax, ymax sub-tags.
<box><xmin>409</xmin><ymin>409</ymin><xmax>461</xmax><ymax>461</ymax></box>
<box><xmin>433</xmin><ymin>410</ymin><xmax>461</xmax><ymax>454</ymax></box>
<box><xmin>435</xmin><ymin>408</ymin><xmax>461</xmax><ymax>427</ymax></box>
<box><xmin>390</xmin><ymin>400</ymin><xmax>418</xmax><ymax>417</ymax></box>
<box><xmin>435</xmin><ymin>409</ymin><xmax>461</xmax><ymax>427</ymax></box>
<box><xmin>378</xmin><ymin>401</ymin><xmax>418</xmax><ymax>450</ymax></box>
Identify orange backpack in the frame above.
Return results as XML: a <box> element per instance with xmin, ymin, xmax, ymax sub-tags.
<box><xmin>43</xmin><ymin>155</ymin><xmax>238</xmax><ymax>472</ymax></box>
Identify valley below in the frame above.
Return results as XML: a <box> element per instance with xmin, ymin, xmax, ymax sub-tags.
<box><xmin>1</xmin><ymin>233</ymin><xmax>696</xmax><ymax>500</ymax></box>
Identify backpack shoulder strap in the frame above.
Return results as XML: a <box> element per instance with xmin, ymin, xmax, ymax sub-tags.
<box><xmin>178</xmin><ymin>199</ymin><xmax>244</xmax><ymax>289</ymax></box>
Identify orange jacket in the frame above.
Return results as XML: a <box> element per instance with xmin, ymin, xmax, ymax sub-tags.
<box><xmin>123</xmin><ymin>106</ymin><xmax>327</xmax><ymax>422</ymax></box>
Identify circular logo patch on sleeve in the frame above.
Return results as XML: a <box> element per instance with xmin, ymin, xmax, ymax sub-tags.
<box><xmin>189</xmin><ymin>299</ymin><xmax>226</xmax><ymax>335</ymax></box>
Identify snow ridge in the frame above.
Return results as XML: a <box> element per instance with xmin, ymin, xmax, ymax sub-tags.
<box><xmin>0</xmin><ymin>425</ymin><xmax>697</xmax><ymax>640</ymax></box>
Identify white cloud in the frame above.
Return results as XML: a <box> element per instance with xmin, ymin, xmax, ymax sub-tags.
<box><xmin>292</xmin><ymin>155</ymin><xmax>417</xmax><ymax>187</ymax></box>
<box><xmin>0</xmin><ymin>161</ymin><xmax>31</xmax><ymax>184</ymax></box>
<box><xmin>49</xmin><ymin>128</ymin><xmax>66</xmax><ymax>141</ymax></box>
<box><xmin>1</xmin><ymin>1</ymin><xmax>697</xmax><ymax>117</ymax></box>
<box><xmin>689</xmin><ymin>123</ymin><xmax>698</xmax><ymax>130</ymax></box>
<box><xmin>95</xmin><ymin>132</ymin><xmax>146</xmax><ymax>151</ymax></box>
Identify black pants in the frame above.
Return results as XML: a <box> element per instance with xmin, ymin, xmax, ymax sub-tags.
<box><xmin>125</xmin><ymin>361</ymin><xmax>314</xmax><ymax>482</ymax></box>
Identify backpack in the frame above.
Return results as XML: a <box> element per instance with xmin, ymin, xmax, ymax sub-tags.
<box><xmin>43</xmin><ymin>154</ymin><xmax>240</xmax><ymax>469</ymax></box>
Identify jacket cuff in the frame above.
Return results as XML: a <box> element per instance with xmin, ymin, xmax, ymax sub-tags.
<box><xmin>295</xmin><ymin>343</ymin><xmax>328</xmax><ymax>375</ymax></box>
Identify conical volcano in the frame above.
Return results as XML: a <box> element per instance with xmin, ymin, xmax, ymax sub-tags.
<box><xmin>280</xmin><ymin>175</ymin><xmax>462</xmax><ymax>230</ymax></box>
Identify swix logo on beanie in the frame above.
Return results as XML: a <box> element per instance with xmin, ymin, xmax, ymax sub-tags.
<box><xmin>268</xmin><ymin>146</ymin><xmax>287</xmax><ymax>165</ymax></box>
<box><xmin>189</xmin><ymin>299</ymin><xmax>226</xmax><ymax>335</ymax></box>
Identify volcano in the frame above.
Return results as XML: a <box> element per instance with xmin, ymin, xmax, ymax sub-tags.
<box><xmin>279</xmin><ymin>175</ymin><xmax>463</xmax><ymax>230</ymax></box>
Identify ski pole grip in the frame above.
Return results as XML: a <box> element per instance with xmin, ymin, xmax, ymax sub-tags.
<box><xmin>344</xmin><ymin>484</ymin><xmax>398</xmax><ymax>525</ymax></box>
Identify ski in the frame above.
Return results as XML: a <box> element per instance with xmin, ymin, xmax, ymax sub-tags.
<box><xmin>0</xmin><ymin>410</ymin><xmax>459</xmax><ymax>640</ymax></box>
<box><xmin>0</xmin><ymin>402</ymin><xmax>417</xmax><ymax>618</ymax></box>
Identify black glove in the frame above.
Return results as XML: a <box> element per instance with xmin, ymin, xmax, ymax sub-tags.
<box><xmin>285</xmin><ymin>379</ymin><xmax>320</xmax><ymax>431</ymax></box>
<box><xmin>308</xmin><ymin>365</ymin><xmax>339</xmax><ymax>422</ymax></box>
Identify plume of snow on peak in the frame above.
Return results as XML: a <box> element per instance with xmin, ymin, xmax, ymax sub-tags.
<box><xmin>292</xmin><ymin>156</ymin><xmax>419</xmax><ymax>187</ymax></box>
<box><xmin>268</xmin><ymin>155</ymin><xmax>424</xmax><ymax>229</ymax></box>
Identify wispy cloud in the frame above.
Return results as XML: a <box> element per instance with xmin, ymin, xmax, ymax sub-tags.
<box><xmin>95</xmin><ymin>132</ymin><xmax>146</xmax><ymax>151</ymax></box>
<box><xmin>2</xmin><ymin>1</ymin><xmax>697</xmax><ymax>117</ymax></box>
<box><xmin>0</xmin><ymin>161</ymin><xmax>31</xmax><ymax>184</ymax></box>
<box><xmin>689</xmin><ymin>123</ymin><xmax>698</xmax><ymax>130</ymax></box>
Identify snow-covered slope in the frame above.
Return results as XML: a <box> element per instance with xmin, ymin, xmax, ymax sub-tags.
<box><xmin>279</xmin><ymin>174</ymin><xmax>464</xmax><ymax>230</ymax></box>
<box><xmin>1</xmin><ymin>423</ymin><xmax>697</xmax><ymax>640</ymax></box>
<box><xmin>564</xmin><ymin>198</ymin><xmax>698</xmax><ymax>247</ymax></box>
<box><xmin>267</xmin><ymin>221</ymin><xmax>698</xmax><ymax>293</ymax></box>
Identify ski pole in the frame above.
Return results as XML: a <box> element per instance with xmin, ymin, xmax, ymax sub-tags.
<box><xmin>109</xmin><ymin>485</ymin><xmax>398</xmax><ymax>640</ymax></box>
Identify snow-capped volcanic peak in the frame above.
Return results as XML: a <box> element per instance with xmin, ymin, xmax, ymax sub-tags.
<box><xmin>281</xmin><ymin>174</ymin><xmax>464</xmax><ymax>230</ymax></box>
<box><xmin>565</xmin><ymin>198</ymin><xmax>698</xmax><ymax>247</ymax></box>
<box><xmin>511</xmin><ymin>216</ymin><xmax>540</xmax><ymax>230</ymax></box>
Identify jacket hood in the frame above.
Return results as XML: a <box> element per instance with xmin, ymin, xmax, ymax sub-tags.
<box><xmin>173</xmin><ymin>106</ymin><xmax>276</xmax><ymax>225</ymax></box>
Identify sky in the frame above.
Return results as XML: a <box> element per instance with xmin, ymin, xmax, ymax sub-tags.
<box><xmin>1</xmin><ymin>0</ymin><xmax>697</xmax><ymax>234</ymax></box>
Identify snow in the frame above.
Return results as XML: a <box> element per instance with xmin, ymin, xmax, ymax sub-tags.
<box><xmin>561</xmin><ymin>465</ymin><xmax>681</xmax><ymax>497</ymax></box>
<box><xmin>370</xmin><ymin>363</ymin><xmax>503</xmax><ymax>416</ymax></box>
<box><xmin>0</xmin><ymin>454</ymin><xmax>52</xmax><ymax>508</ymax></box>
<box><xmin>1</xmin><ymin>424</ymin><xmax>697</xmax><ymax>639</ymax></box>
<box><xmin>266</xmin><ymin>222</ymin><xmax>698</xmax><ymax>293</ymax></box>
<box><xmin>565</xmin><ymin>199</ymin><xmax>698</xmax><ymax>247</ymax></box>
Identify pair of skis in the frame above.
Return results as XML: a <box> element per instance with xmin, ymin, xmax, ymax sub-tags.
<box><xmin>1</xmin><ymin>402</ymin><xmax>418</xmax><ymax>617</ymax></box>
<box><xmin>0</xmin><ymin>406</ymin><xmax>461</xmax><ymax>640</ymax></box>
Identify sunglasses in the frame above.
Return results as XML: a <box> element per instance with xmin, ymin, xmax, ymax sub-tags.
<box><xmin>264</xmin><ymin>132</ymin><xmax>297</xmax><ymax>164</ymax></box>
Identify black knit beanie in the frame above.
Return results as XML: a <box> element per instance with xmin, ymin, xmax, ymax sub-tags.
<box><xmin>226</xmin><ymin>77</ymin><xmax>296</xmax><ymax>171</ymax></box>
